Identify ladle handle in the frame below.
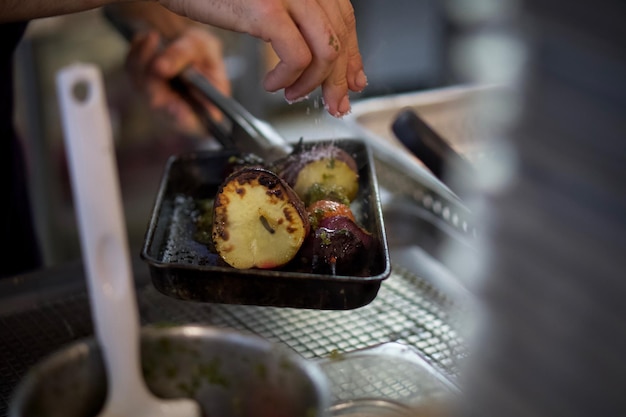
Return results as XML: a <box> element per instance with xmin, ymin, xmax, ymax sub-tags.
<box><xmin>56</xmin><ymin>64</ymin><xmax>147</xmax><ymax>399</ymax></box>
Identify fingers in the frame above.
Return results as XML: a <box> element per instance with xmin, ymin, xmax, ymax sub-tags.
<box><xmin>125</xmin><ymin>27</ymin><xmax>232</xmax><ymax>133</ymax></box>
<box><xmin>257</xmin><ymin>0</ymin><xmax>366</xmax><ymax>117</ymax></box>
<box><xmin>153</xmin><ymin>27</ymin><xmax>231</xmax><ymax>121</ymax></box>
<box><xmin>185</xmin><ymin>28</ymin><xmax>231</xmax><ymax>99</ymax></box>
<box><xmin>126</xmin><ymin>30</ymin><xmax>173</xmax><ymax>111</ymax></box>
<box><xmin>310</xmin><ymin>0</ymin><xmax>351</xmax><ymax>116</ymax></box>
<box><xmin>282</xmin><ymin>0</ymin><xmax>345</xmax><ymax>106</ymax></box>
<box><xmin>153</xmin><ymin>0</ymin><xmax>366</xmax><ymax>118</ymax></box>
<box><xmin>336</xmin><ymin>0</ymin><xmax>367</xmax><ymax>93</ymax></box>
<box><xmin>125</xmin><ymin>30</ymin><xmax>161</xmax><ymax>92</ymax></box>
<box><xmin>318</xmin><ymin>0</ymin><xmax>367</xmax><ymax>116</ymax></box>
<box><xmin>259</xmin><ymin>5</ymin><xmax>325</xmax><ymax>93</ymax></box>
<box><xmin>264</xmin><ymin>0</ymin><xmax>343</xmax><ymax>103</ymax></box>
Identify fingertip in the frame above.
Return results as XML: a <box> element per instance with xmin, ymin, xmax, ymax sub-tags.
<box><xmin>136</xmin><ymin>30</ymin><xmax>160</xmax><ymax>50</ymax></box>
<box><xmin>263</xmin><ymin>45</ymin><xmax>312</xmax><ymax>92</ymax></box>
<box><xmin>284</xmin><ymin>82</ymin><xmax>314</xmax><ymax>103</ymax></box>
<box><xmin>337</xmin><ymin>94</ymin><xmax>352</xmax><ymax>116</ymax></box>
<box><xmin>324</xmin><ymin>94</ymin><xmax>351</xmax><ymax>118</ymax></box>
<box><xmin>353</xmin><ymin>69</ymin><xmax>368</xmax><ymax>91</ymax></box>
<box><xmin>262</xmin><ymin>65</ymin><xmax>283</xmax><ymax>93</ymax></box>
<box><xmin>284</xmin><ymin>93</ymin><xmax>310</xmax><ymax>105</ymax></box>
<box><xmin>153</xmin><ymin>57</ymin><xmax>172</xmax><ymax>77</ymax></box>
<box><xmin>263</xmin><ymin>73</ymin><xmax>281</xmax><ymax>93</ymax></box>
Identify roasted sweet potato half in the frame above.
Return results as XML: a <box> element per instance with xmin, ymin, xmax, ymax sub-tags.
<box><xmin>295</xmin><ymin>215</ymin><xmax>374</xmax><ymax>275</ymax></box>
<box><xmin>275</xmin><ymin>143</ymin><xmax>359</xmax><ymax>205</ymax></box>
<box><xmin>212</xmin><ymin>167</ymin><xmax>309</xmax><ymax>269</ymax></box>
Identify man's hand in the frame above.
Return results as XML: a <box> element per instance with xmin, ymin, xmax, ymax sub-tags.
<box><xmin>125</xmin><ymin>26</ymin><xmax>230</xmax><ymax>134</ymax></box>
<box><xmin>158</xmin><ymin>0</ymin><xmax>367</xmax><ymax>117</ymax></box>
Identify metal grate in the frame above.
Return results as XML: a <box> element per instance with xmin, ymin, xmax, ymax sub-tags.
<box><xmin>0</xmin><ymin>263</ymin><xmax>464</xmax><ymax>416</ymax></box>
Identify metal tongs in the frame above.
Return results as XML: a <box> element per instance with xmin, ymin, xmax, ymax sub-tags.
<box><xmin>104</xmin><ymin>7</ymin><xmax>293</xmax><ymax>162</ymax></box>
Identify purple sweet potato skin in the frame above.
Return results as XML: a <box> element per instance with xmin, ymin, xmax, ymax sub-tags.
<box><xmin>212</xmin><ymin>167</ymin><xmax>310</xmax><ymax>245</ymax></box>
<box><xmin>295</xmin><ymin>215</ymin><xmax>374</xmax><ymax>276</ymax></box>
<box><xmin>275</xmin><ymin>143</ymin><xmax>358</xmax><ymax>187</ymax></box>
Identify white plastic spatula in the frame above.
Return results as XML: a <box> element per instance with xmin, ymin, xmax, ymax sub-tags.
<box><xmin>56</xmin><ymin>63</ymin><xmax>200</xmax><ymax>417</ymax></box>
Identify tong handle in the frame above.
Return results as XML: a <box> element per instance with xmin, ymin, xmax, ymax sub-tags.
<box><xmin>179</xmin><ymin>67</ymin><xmax>292</xmax><ymax>159</ymax></box>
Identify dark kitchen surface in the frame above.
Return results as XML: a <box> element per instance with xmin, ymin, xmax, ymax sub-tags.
<box><xmin>0</xmin><ymin>253</ymin><xmax>465</xmax><ymax>416</ymax></box>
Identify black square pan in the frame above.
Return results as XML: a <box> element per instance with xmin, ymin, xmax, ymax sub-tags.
<box><xmin>141</xmin><ymin>138</ymin><xmax>390</xmax><ymax>310</ymax></box>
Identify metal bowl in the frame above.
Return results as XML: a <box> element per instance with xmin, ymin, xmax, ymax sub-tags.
<box><xmin>9</xmin><ymin>325</ymin><xmax>330</xmax><ymax>417</ymax></box>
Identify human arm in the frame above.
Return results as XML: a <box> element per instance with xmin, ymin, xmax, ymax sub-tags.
<box><xmin>0</xmin><ymin>0</ymin><xmax>127</xmax><ymax>23</ymax></box>
<box><xmin>1</xmin><ymin>0</ymin><xmax>365</xmax><ymax>117</ymax></box>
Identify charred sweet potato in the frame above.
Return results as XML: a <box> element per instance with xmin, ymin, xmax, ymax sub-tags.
<box><xmin>296</xmin><ymin>215</ymin><xmax>374</xmax><ymax>275</ymax></box>
<box><xmin>275</xmin><ymin>143</ymin><xmax>359</xmax><ymax>205</ymax></box>
<box><xmin>212</xmin><ymin>167</ymin><xmax>309</xmax><ymax>269</ymax></box>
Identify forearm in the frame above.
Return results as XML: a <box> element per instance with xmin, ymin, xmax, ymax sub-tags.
<box><xmin>0</xmin><ymin>0</ymin><xmax>133</xmax><ymax>23</ymax></box>
<box><xmin>104</xmin><ymin>2</ymin><xmax>199</xmax><ymax>39</ymax></box>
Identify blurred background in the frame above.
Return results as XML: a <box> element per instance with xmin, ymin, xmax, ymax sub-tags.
<box><xmin>13</xmin><ymin>0</ymin><xmax>463</xmax><ymax>268</ymax></box>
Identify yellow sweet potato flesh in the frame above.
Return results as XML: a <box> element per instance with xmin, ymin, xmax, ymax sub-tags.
<box><xmin>212</xmin><ymin>169</ymin><xmax>308</xmax><ymax>269</ymax></box>
<box><xmin>293</xmin><ymin>159</ymin><xmax>359</xmax><ymax>203</ymax></box>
